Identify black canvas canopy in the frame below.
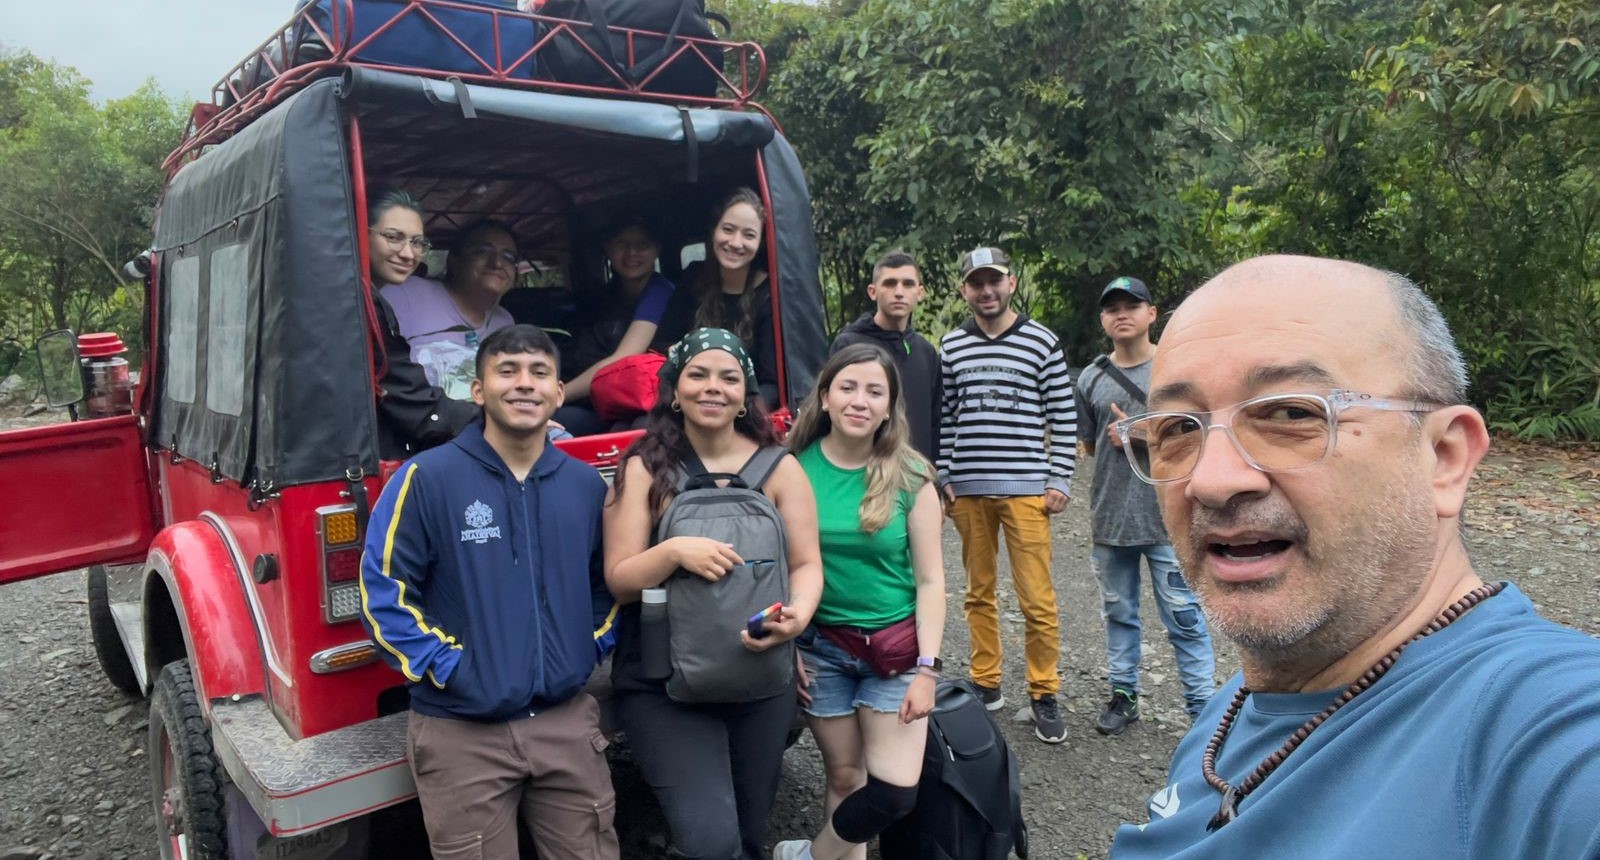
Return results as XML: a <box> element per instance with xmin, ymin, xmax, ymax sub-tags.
<box><xmin>149</xmin><ymin>73</ymin><xmax>825</xmax><ymax>489</ymax></box>
<box><xmin>151</xmin><ymin>79</ymin><xmax>376</xmax><ymax>490</ymax></box>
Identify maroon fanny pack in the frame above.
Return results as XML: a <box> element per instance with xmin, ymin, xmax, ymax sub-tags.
<box><xmin>819</xmin><ymin>615</ymin><xmax>918</xmax><ymax>678</ymax></box>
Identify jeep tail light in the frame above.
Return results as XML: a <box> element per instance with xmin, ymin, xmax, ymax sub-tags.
<box><xmin>318</xmin><ymin>505</ymin><xmax>363</xmax><ymax>623</ymax></box>
<box><xmin>321</xmin><ymin>510</ymin><xmax>359</xmax><ymax>547</ymax></box>
<box><xmin>325</xmin><ymin>547</ymin><xmax>361</xmax><ymax>582</ymax></box>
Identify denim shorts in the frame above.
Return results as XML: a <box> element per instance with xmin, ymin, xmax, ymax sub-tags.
<box><xmin>796</xmin><ymin>626</ymin><xmax>913</xmax><ymax>718</ymax></box>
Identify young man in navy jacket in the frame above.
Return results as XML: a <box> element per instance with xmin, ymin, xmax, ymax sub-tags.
<box><xmin>360</xmin><ymin>324</ymin><xmax>620</xmax><ymax>859</ymax></box>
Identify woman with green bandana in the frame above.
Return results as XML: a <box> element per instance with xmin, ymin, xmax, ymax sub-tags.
<box><xmin>603</xmin><ymin>328</ymin><xmax>823</xmax><ymax>859</ymax></box>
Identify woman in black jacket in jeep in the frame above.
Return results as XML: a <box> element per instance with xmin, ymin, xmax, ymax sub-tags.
<box><xmin>657</xmin><ymin>188</ymin><xmax>781</xmax><ymax>407</ymax></box>
<box><xmin>363</xmin><ymin>186</ymin><xmax>480</xmax><ymax>458</ymax></box>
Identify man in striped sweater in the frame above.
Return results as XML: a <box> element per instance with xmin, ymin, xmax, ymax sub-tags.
<box><xmin>938</xmin><ymin>246</ymin><xmax>1078</xmax><ymax>744</ymax></box>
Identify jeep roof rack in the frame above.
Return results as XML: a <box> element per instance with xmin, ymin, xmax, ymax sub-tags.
<box><xmin>165</xmin><ymin>0</ymin><xmax>769</xmax><ymax>174</ymax></box>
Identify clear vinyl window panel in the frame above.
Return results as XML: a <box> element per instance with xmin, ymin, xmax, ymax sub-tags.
<box><xmin>165</xmin><ymin>255</ymin><xmax>201</xmax><ymax>405</ymax></box>
<box><xmin>206</xmin><ymin>244</ymin><xmax>250</xmax><ymax>416</ymax></box>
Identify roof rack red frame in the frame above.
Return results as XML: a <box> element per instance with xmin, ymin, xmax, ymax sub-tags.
<box><xmin>165</xmin><ymin>0</ymin><xmax>769</xmax><ymax>174</ymax></box>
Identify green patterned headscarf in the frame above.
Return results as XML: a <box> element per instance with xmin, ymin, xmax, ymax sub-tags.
<box><xmin>660</xmin><ymin>327</ymin><xmax>759</xmax><ymax>393</ymax></box>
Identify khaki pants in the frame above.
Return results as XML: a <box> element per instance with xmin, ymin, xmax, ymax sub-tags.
<box><xmin>406</xmin><ymin>693</ymin><xmax>619</xmax><ymax>859</ymax></box>
<box><xmin>950</xmin><ymin>495</ymin><xmax>1061</xmax><ymax>698</ymax></box>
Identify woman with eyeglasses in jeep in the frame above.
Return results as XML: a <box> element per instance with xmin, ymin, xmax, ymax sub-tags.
<box><xmin>364</xmin><ymin>186</ymin><xmax>484</xmax><ymax>458</ymax></box>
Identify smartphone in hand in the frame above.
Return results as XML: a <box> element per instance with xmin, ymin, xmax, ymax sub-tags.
<box><xmin>747</xmin><ymin>602</ymin><xmax>783</xmax><ymax>639</ymax></box>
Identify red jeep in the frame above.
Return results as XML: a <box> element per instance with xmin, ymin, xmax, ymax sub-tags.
<box><xmin>0</xmin><ymin>3</ymin><xmax>825</xmax><ymax>857</ymax></box>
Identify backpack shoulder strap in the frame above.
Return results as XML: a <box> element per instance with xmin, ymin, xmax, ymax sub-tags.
<box><xmin>1090</xmin><ymin>354</ymin><xmax>1147</xmax><ymax>405</ymax></box>
<box><xmin>671</xmin><ymin>448</ymin><xmax>712</xmax><ymax>493</ymax></box>
<box><xmin>1008</xmin><ymin>747</ymin><xmax>1028</xmax><ymax>857</ymax></box>
<box><xmin>1079</xmin><ymin>361</ymin><xmax>1106</xmax><ymax>406</ymax></box>
<box><xmin>736</xmin><ymin>446</ymin><xmax>789</xmax><ymax>492</ymax></box>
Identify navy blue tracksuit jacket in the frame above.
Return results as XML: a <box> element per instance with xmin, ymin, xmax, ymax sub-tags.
<box><xmin>359</xmin><ymin>421</ymin><xmax>617</xmax><ymax>721</ymax></box>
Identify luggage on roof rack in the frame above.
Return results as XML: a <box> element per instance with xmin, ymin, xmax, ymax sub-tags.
<box><xmin>186</xmin><ymin>0</ymin><xmax>770</xmax><ymax>173</ymax></box>
<box><xmin>295</xmin><ymin>0</ymin><xmax>540</xmax><ymax>78</ymax></box>
<box><xmin>539</xmin><ymin>0</ymin><xmax>729</xmax><ymax>98</ymax></box>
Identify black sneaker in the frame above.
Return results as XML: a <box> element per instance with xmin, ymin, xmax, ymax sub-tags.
<box><xmin>1095</xmin><ymin>688</ymin><xmax>1140</xmax><ymax>736</ymax></box>
<box><xmin>1031</xmin><ymin>695</ymin><xmax>1067</xmax><ymax>744</ymax></box>
<box><xmin>973</xmin><ymin>683</ymin><xmax>1005</xmax><ymax>712</ymax></box>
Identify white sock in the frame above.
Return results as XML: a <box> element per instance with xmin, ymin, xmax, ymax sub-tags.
<box><xmin>799</xmin><ymin>844</ymin><xmax>815</xmax><ymax>860</ymax></box>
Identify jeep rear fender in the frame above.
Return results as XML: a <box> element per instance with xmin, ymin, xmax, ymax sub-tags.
<box><xmin>143</xmin><ymin>520</ymin><xmax>266</xmax><ymax>708</ymax></box>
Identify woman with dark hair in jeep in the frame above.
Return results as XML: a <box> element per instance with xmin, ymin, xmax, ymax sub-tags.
<box><xmin>658</xmin><ymin>188</ymin><xmax>780</xmax><ymax>406</ymax></box>
<box><xmin>603</xmin><ymin>328</ymin><xmax>822</xmax><ymax>860</ymax></box>
<box><xmin>363</xmin><ymin>186</ymin><xmax>480</xmax><ymax>458</ymax></box>
<box><xmin>553</xmin><ymin>215</ymin><xmax>677</xmax><ymax>436</ymax></box>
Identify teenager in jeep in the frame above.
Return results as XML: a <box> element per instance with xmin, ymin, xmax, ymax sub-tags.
<box><xmin>554</xmin><ymin>215</ymin><xmax>678</xmax><ymax>437</ymax></box>
<box><xmin>661</xmin><ymin>189</ymin><xmax>781</xmax><ymax>407</ymax></box>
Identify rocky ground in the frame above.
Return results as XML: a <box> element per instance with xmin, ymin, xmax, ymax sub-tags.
<box><xmin>0</xmin><ymin>400</ymin><xmax>1595</xmax><ymax>858</ymax></box>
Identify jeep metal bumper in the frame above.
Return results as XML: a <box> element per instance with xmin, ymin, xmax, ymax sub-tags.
<box><xmin>209</xmin><ymin>697</ymin><xmax>413</xmax><ymax>837</ymax></box>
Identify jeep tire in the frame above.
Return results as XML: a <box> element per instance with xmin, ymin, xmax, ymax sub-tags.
<box><xmin>87</xmin><ymin>565</ymin><xmax>140</xmax><ymax>695</ymax></box>
<box><xmin>150</xmin><ymin>660</ymin><xmax>229</xmax><ymax>860</ymax></box>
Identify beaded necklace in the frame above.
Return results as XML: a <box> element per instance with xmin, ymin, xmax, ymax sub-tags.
<box><xmin>1201</xmin><ymin>581</ymin><xmax>1506</xmax><ymax>831</ymax></box>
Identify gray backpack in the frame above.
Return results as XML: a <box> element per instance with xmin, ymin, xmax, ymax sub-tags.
<box><xmin>655</xmin><ymin>446</ymin><xmax>793</xmax><ymax>703</ymax></box>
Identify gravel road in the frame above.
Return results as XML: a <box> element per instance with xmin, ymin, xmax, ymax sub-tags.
<box><xmin>1</xmin><ymin>434</ymin><xmax>1596</xmax><ymax>859</ymax></box>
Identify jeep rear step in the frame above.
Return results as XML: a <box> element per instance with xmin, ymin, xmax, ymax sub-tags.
<box><xmin>209</xmin><ymin>698</ymin><xmax>413</xmax><ymax>837</ymax></box>
<box><xmin>210</xmin><ymin>669</ymin><xmax>623</xmax><ymax>838</ymax></box>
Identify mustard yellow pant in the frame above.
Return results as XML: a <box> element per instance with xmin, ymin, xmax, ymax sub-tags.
<box><xmin>951</xmin><ymin>495</ymin><xmax>1061</xmax><ymax>698</ymax></box>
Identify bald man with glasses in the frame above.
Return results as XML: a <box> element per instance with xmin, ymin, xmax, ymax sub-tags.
<box><xmin>1111</xmin><ymin>255</ymin><xmax>1600</xmax><ymax>859</ymax></box>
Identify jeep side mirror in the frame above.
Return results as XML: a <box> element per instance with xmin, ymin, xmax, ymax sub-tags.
<box><xmin>35</xmin><ymin>330</ymin><xmax>85</xmax><ymax>408</ymax></box>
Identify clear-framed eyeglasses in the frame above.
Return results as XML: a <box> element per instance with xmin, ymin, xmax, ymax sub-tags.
<box><xmin>370</xmin><ymin>227</ymin><xmax>432</xmax><ymax>254</ymax></box>
<box><xmin>465</xmin><ymin>244</ymin><xmax>519</xmax><ymax>268</ymax></box>
<box><xmin>1114</xmin><ymin>390</ymin><xmax>1447</xmax><ymax>485</ymax></box>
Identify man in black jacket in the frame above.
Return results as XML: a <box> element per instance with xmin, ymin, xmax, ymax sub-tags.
<box><xmin>829</xmin><ymin>250</ymin><xmax>941</xmax><ymax>464</ymax></box>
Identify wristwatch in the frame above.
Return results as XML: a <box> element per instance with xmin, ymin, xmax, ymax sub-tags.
<box><xmin>916</xmin><ymin>656</ymin><xmax>943</xmax><ymax>672</ymax></box>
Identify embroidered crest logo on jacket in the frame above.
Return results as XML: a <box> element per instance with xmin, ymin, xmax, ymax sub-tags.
<box><xmin>460</xmin><ymin>500</ymin><xmax>501</xmax><ymax>544</ymax></box>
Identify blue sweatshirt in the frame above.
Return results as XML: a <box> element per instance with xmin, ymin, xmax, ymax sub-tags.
<box><xmin>1112</xmin><ymin>584</ymin><xmax>1600</xmax><ymax>859</ymax></box>
<box><xmin>359</xmin><ymin>421</ymin><xmax>618</xmax><ymax>721</ymax></box>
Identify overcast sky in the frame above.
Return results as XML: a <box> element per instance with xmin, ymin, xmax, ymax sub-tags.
<box><xmin>1</xmin><ymin>1</ymin><xmax>294</xmax><ymax>102</ymax></box>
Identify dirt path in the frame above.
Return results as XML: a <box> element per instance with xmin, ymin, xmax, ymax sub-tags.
<box><xmin>1</xmin><ymin>423</ymin><xmax>1595</xmax><ymax>858</ymax></box>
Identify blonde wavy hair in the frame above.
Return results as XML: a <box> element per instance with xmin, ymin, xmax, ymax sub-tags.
<box><xmin>788</xmin><ymin>343</ymin><xmax>930</xmax><ymax>532</ymax></box>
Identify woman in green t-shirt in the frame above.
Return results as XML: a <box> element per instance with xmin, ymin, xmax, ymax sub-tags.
<box><xmin>773</xmin><ymin>343</ymin><xmax>947</xmax><ymax>860</ymax></box>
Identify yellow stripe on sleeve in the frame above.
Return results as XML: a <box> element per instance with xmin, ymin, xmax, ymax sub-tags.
<box><xmin>594</xmin><ymin>601</ymin><xmax>619</xmax><ymax>640</ymax></box>
<box><xmin>359</xmin><ymin>463</ymin><xmax>457</xmax><ymax>683</ymax></box>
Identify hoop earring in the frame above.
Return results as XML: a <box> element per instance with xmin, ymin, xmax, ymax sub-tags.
<box><xmin>737</xmin><ymin>406</ymin><xmax>748</xmax><ymax>418</ymax></box>
<box><xmin>671</xmin><ymin>400</ymin><xmax>682</xmax><ymax>413</ymax></box>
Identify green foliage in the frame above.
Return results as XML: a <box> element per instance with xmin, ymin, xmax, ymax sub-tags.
<box><xmin>739</xmin><ymin>0</ymin><xmax>1599</xmax><ymax>438</ymax></box>
<box><xmin>1482</xmin><ymin>304</ymin><xmax>1600</xmax><ymax>440</ymax></box>
<box><xmin>765</xmin><ymin>0</ymin><xmax>1210</xmax><ymax>354</ymax></box>
<box><xmin>0</xmin><ymin>49</ymin><xmax>183</xmax><ymax>356</ymax></box>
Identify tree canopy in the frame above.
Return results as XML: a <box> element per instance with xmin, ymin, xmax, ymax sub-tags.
<box><xmin>1</xmin><ymin>3</ymin><xmax>1595</xmax><ymax>438</ymax></box>
<box><xmin>728</xmin><ymin>0</ymin><xmax>1600</xmax><ymax>439</ymax></box>
<box><xmin>0</xmin><ymin>49</ymin><xmax>184</xmax><ymax>369</ymax></box>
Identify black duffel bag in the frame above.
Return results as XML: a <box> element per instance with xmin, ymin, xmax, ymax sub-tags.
<box><xmin>539</xmin><ymin>0</ymin><xmax>729</xmax><ymax>98</ymax></box>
